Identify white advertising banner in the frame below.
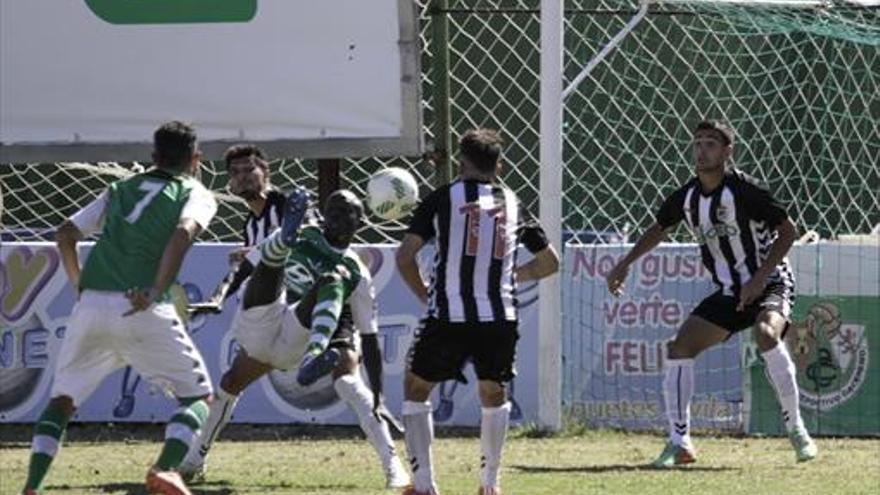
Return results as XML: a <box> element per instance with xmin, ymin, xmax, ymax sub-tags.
<box><xmin>0</xmin><ymin>0</ymin><xmax>422</xmax><ymax>162</ymax></box>
<box><xmin>0</xmin><ymin>243</ymin><xmax>541</xmax><ymax>427</ymax></box>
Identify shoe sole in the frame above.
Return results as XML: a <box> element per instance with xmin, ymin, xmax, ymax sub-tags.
<box><xmin>297</xmin><ymin>348</ymin><xmax>341</xmax><ymax>386</ymax></box>
<box><xmin>146</xmin><ymin>476</ymin><xmax>191</xmax><ymax>495</ymax></box>
<box><xmin>281</xmin><ymin>189</ymin><xmax>309</xmax><ymax>247</ymax></box>
<box><xmin>797</xmin><ymin>449</ymin><xmax>818</xmax><ymax>462</ymax></box>
<box><xmin>179</xmin><ymin>469</ymin><xmax>205</xmax><ymax>484</ymax></box>
<box><xmin>651</xmin><ymin>454</ymin><xmax>696</xmax><ymax>468</ymax></box>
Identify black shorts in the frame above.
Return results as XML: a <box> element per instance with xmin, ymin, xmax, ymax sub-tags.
<box><xmin>692</xmin><ymin>281</ymin><xmax>794</xmax><ymax>334</ymax></box>
<box><xmin>296</xmin><ymin>309</ymin><xmax>357</xmax><ymax>352</ymax></box>
<box><xmin>328</xmin><ymin>314</ymin><xmax>357</xmax><ymax>351</ymax></box>
<box><xmin>407</xmin><ymin>318</ymin><xmax>519</xmax><ymax>383</ymax></box>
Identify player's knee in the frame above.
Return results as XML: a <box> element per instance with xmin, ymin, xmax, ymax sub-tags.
<box><xmin>220</xmin><ymin>370</ymin><xmax>247</xmax><ymax>395</ymax></box>
<box><xmin>404</xmin><ymin>371</ymin><xmax>433</xmax><ymax>402</ymax></box>
<box><xmin>478</xmin><ymin>381</ymin><xmax>507</xmax><ymax>407</ymax></box>
<box><xmin>49</xmin><ymin>395</ymin><xmax>76</xmax><ymax>417</ymax></box>
<box><xmin>667</xmin><ymin>339</ymin><xmax>697</xmax><ymax>360</ymax></box>
<box><xmin>332</xmin><ymin>349</ymin><xmax>359</xmax><ymax>378</ymax></box>
<box><xmin>178</xmin><ymin>393</ymin><xmax>212</xmax><ymax>406</ymax></box>
<box><xmin>753</xmin><ymin>321</ymin><xmax>780</xmax><ymax>351</ymax></box>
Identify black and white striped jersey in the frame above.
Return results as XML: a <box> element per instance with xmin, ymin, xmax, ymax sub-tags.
<box><xmin>243</xmin><ymin>188</ymin><xmax>286</xmax><ymax>247</ymax></box>
<box><xmin>407</xmin><ymin>179</ymin><xmax>549</xmax><ymax>323</ymax></box>
<box><xmin>230</xmin><ymin>188</ymin><xmax>321</xmax><ymax>298</ymax></box>
<box><xmin>656</xmin><ymin>168</ymin><xmax>795</xmax><ymax>297</ymax></box>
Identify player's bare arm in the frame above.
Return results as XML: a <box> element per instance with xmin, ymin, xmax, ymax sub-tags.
<box><xmin>55</xmin><ymin>220</ymin><xmax>85</xmax><ymax>289</ymax></box>
<box><xmin>360</xmin><ymin>334</ymin><xmax>384</xmax><ymax>411</ymax></box>
<box><xmin>188</xmin><ymin>258</ymin><xmax>244</xmax><ymax>316</ymax></box>
<box><xmin>607</xmin><ymin>223</ymin><xmax>670</xmax><ymax>297</ymax></box>
<box><xmin>515</xmin><ymin>244</ymin><xmax>560</xmax><ymax>282</ymax></box>
<box><xmin>396</xmin><ymin>233</ymin><xmax>428</xmax><ymax>304</ymax></box>
<box><xmin>737</xmin><ymin>217</ymin><xmax>798</xmax><ymax>310</ymax></box>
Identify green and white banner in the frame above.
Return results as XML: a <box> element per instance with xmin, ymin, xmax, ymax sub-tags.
<box><xmin>745</xmin><ymin>242</ymin><xmax>879</xmax><ymax>436</ymax></box>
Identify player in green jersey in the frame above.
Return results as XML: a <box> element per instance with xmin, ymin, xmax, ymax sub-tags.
<box><xmin>22</xmin><ymin>122</ymin><xmax>217</xmax><ymax>495</ymax></box>
<box><xmin>179</xmin><ymin>189</ymin><xmax>409</xmax><ymax>489</ymax></box>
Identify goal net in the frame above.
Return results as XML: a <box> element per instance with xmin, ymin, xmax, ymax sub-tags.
<box><xmin>560</xmin><ymin>0</ymin><xmax>878</xmax><ymax>434</ymax></box>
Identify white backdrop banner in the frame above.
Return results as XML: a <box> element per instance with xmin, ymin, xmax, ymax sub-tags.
<box><xmin>0</xmin><ymin>0</ymin><xmax>422</xmax><ymax>161</ymax></box>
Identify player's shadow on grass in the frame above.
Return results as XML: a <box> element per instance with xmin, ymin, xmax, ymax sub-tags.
<box><xmin>511</xmin><ymin>464</ymin><xmax>741</xmax><ymax>473</ymax></box>
<box><xmin>194</xmin><ymin>479</ymin><xmax>363</xmax><ymax>492</ymax></box>
<box><xmin>46</xmin><ymin>482</ymin><xmax>234</xmax><ymax>495</ymax></box>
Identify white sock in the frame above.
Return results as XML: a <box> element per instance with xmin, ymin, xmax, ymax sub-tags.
<box><xmin>663</xmin><ymin>358</ymin><xmax>694</xmax><ymax>448</ymax></box>
<box><xmin>402</xmin><ymin>400</ymin><xmax>437</xmax><ymax>492</ymax></box>
<box><xmin>762</xmin><ymin>341</ymin><xmax>804</xmax><ymax>432</ymax></box>
<box><xmin>480</xmin><ymin>402</ymin><xmax>511</xmax><ymax>488</ymax></box>
<box><xmin>182</xmin><ymin>386</ymin><xmax>239</xmax><ymax>467</ymax></box>
<box><xmin>334</xmin><ymin>374</ymin><xmax>397</xmax><ymax>469</ymax></box>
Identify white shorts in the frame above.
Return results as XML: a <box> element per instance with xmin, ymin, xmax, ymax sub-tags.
<box><xmin>231</xmin><ymin>294</ymin><xmax>360</xmax><ymax>371</ymax></box>
<box><xmin>51</xmin><ymin>290</ymin><xmax>213</xmax><ymax>406</ymax></box>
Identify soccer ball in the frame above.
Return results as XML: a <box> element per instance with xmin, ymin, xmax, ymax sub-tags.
<box><xmin>366</xmin><ymin>167</ymin><xmax>419</xmax><ymax>221</ymax></box>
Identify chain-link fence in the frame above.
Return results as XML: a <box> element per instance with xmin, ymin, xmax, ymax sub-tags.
<box><xmin>2</xmin><ymin>1</ymin><xmax>877</xmax><ymax>244</ymax></box>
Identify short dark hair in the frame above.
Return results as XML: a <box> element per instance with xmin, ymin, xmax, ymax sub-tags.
<box><xmin>694</xmin><ymin>119</ymin><xmax>734</xmax><ymax>146</ymax></box>
<box><xmin>459</xmin><ymin>128</ymin><xmax>504</xmax><ymax>173</ymax></box>
<box><xmin>153</xmin><ymin>121</ymin><xmax>197</xmax><ymax>169</ymax></box>
<box><xmin>223</xmin><ymin>144</ymin><xmax>267</xmax><ymax>169</ymax></box>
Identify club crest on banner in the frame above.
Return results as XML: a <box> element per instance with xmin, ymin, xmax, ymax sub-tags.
<box><xmin>787</xmin><ymin>301</ymin><xmax>870</xmax><ymax>411</ymax></box>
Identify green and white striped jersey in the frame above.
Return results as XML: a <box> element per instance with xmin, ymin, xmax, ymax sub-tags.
<box><xmin>283</xmin><ymin>225</ymin><xmax>377</xmax><ymax>335</ymax></box>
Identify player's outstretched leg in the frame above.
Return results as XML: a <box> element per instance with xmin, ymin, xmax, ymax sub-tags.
<box><xmin>653</xmin><ymin>316</ymin><xmax>727</xmax><ymax>468</ymax></box>
<box><xmin>146</xmin><ymin>396</ymin><xmax>210</xmax><ymax>495</ymax></box>
<box><xmin>252</xmin><ymin>187</ymin><xmax>309</xmax><ymax>282</ymax></box>
<box><xmin>401</xmin><ymin>372</ymin><xmax>440</xmax><ymax>495</ymax></box>
<box><xmin>179</xmin><ymin>354</ymin><xmax>272</xmax><ymax>482</ymax></box>
<box><xmin>296</xmin><ymin>274</ymin><xmax>346</xmax><ymax>386</ymax></box>
<box><xmin>754</xmin><ymin>310</ymin><xmax>817</xmax><ymax>462</ymax></box>
<box><xmin>177</xmin><ymin>387</ymin><xmax>238</xmax><ymax>483</ymax></box>
<box><xmin>334</xmin><ymin>370</ymin><xmax>410</xmax><ymax>488</ymax></box>
<box><xmin>478</xmin><ymin>381</ymin><xmax>511</xmax><ymax>494</ymax></box>
<box><xmin>653</xmin><ymin>356</ymin><xmax>697</xmax><ymax>468</ymax></box>
<box><xmin>281</xmin><ymin>187</ymin><xmax>310</xmax><ymax>246</ymax></box>
<box><xmin>22</xmin><ymin>397</ymin><xmax>74</xmax><ymax>494</ymax></box>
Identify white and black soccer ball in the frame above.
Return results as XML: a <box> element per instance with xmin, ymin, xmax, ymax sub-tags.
<box><xmin>366</xmin><ymin>167</ymin><xmax>419</xmax><ymax>221</ymax></box>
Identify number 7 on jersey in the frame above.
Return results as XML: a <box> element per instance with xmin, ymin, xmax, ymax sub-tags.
<box><xmin>125</xmin><ymin>180</ymin><xmax>165</xmax><ymax>223</ymax></box>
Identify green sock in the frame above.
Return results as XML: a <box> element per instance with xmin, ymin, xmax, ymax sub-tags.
<box><xmin>260</xmin><ymin>230</ymin><xmax>290</xmax><ymax>268</ymax></box>
<box><xmin>25</xmin><ymin>403</ymin><xmax>71</xmax><ymax>490</ymax></box>
<box><xmin>155</xmin><ymin>399</ymin><xmax>209</xmax><ymax>470</ymax></box>
<box><xmin>306</xmin><ymin>280</ymin><xmax>345</xmax><ymax>355</ymax></box>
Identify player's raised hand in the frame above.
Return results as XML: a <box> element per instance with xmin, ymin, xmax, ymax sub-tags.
<box><xmin>606</xmin><ymin>263</ymin><xmax>630</xmax><ymax>297</ymax></box>
<box><xmin>737</xmin><ymin>276</ymin><xmax>766</xmax><ymax>311</ymax></box>
<box><xmin>187</xmin><ymin>299</ymin><xmax>223</xmax><ymax>317</ymax></box>
<box><xmin>228</xmin><ymin>246</ymin><xmax>251</xmax><ymax>264</ymax></box>
<box><xmin>373</xmin><ymin>398</ymin><xmax>405</xmax><ymax>435</ymax></box>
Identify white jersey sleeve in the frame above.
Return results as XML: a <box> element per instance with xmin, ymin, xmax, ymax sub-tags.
<box><xmin>70</xmin><ymin>190</ymin><xmax>109</xmax><ymax>237</ymax></box>
<box><xmin>181</xmin><ymin>184</ymin><xmax>218</xmax><ymax>229</ymax></box>
<box><xmin>349</xmin><ymin>264</ymin><xmax>378</xmax><ymax>336</ymax></box>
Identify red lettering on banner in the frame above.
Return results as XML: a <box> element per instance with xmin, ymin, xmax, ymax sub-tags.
<box><xmin>603</xmin><ymin>294</ymin><xmax>684</xmax><ymax>329</ymax></box>
<box><xmin>605</xmin><ymin>339</ymin><xmax>666</xmax><ymax>375</ymax></box>
<box><xmin>571</xmin><ymin>249</ymin><xmax>622</xmax><ymax>279</ymax></box>
<box><xmin>569</xmin><ymin>248</ymin><xmax>710</xmax><ymax>285</ymax></box>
